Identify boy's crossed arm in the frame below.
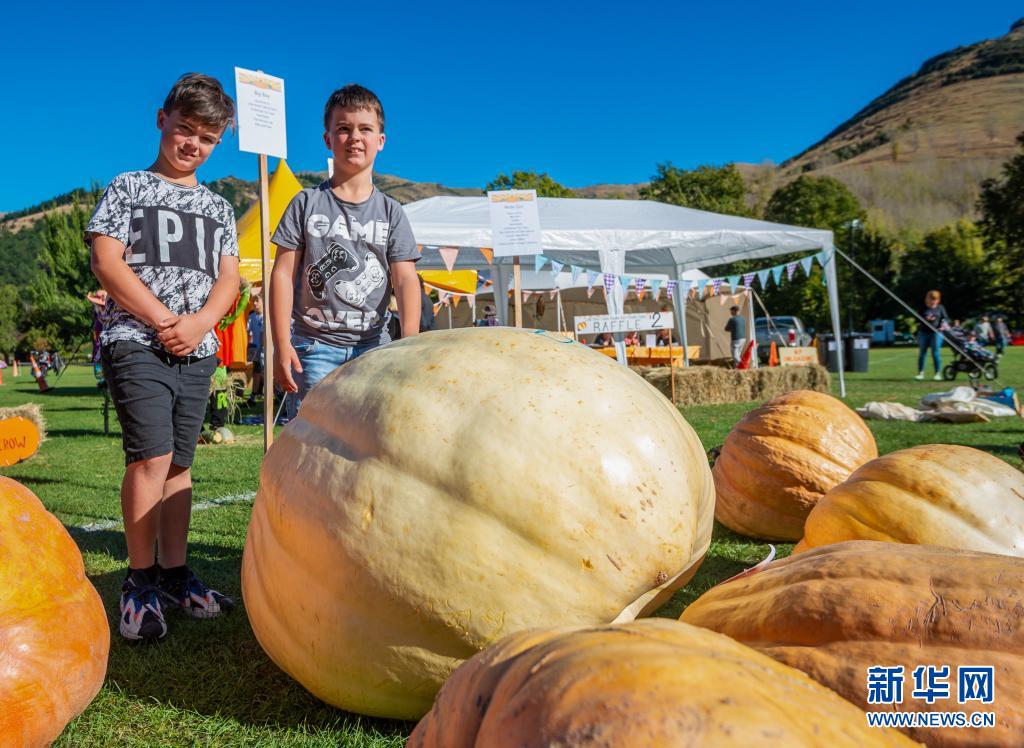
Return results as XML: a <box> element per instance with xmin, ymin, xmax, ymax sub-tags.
<box><xmin>91</xmin><ymin>235</ymin><xmax>240</xmax><ymax>356</ymax></box>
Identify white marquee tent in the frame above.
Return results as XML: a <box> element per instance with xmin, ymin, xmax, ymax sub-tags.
<box><xmin>405</xmin><ymin>196</ymin><xmax>846</xmax><ymax>395</ymax></box>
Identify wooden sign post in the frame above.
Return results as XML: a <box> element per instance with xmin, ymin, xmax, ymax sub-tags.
<box><xmin>488</xmin><ymin>190</ymin><xmax>542</xmax><ymax>328</ymax></box>
<box><xmin>235</xmin><ymin>67</ymin><xmax>287</xmax><ymax>452</ymax></box>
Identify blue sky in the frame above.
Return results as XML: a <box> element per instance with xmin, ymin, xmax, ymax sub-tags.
<box><xmin>2</xmin><ymin>1</ymin><xmax>1020</xmax><ymax>211</ymax></box>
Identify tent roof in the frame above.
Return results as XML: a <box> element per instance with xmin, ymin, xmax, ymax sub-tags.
<box><xmin>405</xmin><ymin>196</ymin><xmax>833</xmax><ymax>272</ymax></box>
<box><xmin>237</xmin><ymin>159</ymin><xmax>304</xmax><ymax>284</ymax></box>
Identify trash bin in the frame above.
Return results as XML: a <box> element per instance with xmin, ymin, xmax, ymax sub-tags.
<box><xmin>816</xmin><ymin>334</ymin><xmax>842</xmax><ymax>372</ymax></box>
<box><xmin>844</xmin><ymin>333</ymin><xmax>870</xmax><ymax>372</ymax></box>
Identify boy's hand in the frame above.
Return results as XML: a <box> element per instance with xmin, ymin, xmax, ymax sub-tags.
<box><xmin>158</xmin><ymin>314</ymin><xmax>208</xmax><ymax>356</ymax></box>
<box><xmin>274</xmin><ymin>344</ymin><xmax>302</xmax><ymax>393</ymax></box>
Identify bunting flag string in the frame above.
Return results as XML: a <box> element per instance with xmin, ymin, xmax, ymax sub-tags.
<box><xmin>696</xmin><ymin>279</ymin><xmax>709</xmax><ymax>297</ymax></box>
<box><xmin>786</xmin><ymin>262</ymin><xmax>797</xmax><ymax>281</ymax></box>
<box><xmin>757</xmin><ymin>268</ymin><xmax>770</xmax><ymax>288</ymax></box>
<box><xmin>711</xmin><ymin>278</ymin><xmax>723</xmax><ymax>295</ymax></box>
<box><xmin>479</xmin><ymin>247</ymin><xmax>494</xmax><ymax>265</ymax></box>
<box><xmin>602</xmin><ymin>273</ymin><xmax>616</xmax><ymax>294</ymax></box>
<box><xmin>726</xmin><ymin>274</ymin><xmax>740</xmax><ymax>292</ymax></box>
<box><xmin>571</xmin><ymin>265</ymin><xmax>583</xmax><ymax>284</ymax></box>
<box><xmin>742</xmin><ymin>272</ymin><xmax>755</xmax><ymax>288</ymax></box>
<box><xmin>618</xmin><ymin>275</ymin><xmax>630</xmax><ymax>290</ymax></box>
<box><xmin>666</xmin><ymin>280</ymin><xmax>676</xmax><ymax>300</ymax></box>
<box><xmin>548</xmin><ymin>289</ymin><xmax>558</xmax><ymax>300</ymax></box>
<box><xmin>534</xmin><ymin>255</ymin><xmax>548</xmax><ymax>272</ymax></box>
<box><xmin>634</xmin><ymin>277</ymin><xmax>647</xmax><ymax>298</ymax></box>
<box><xmin>650</xmin><ymin>278</ymin><xmax>662</xmax><ymax>300</ymax></box>
<box><xmin>799</xmin><ymin>256</ymin><xmax>813</xmax><ymax>277</ymax></box>
<box><xmin>586</xmin><ymin>270</ymin><xmax>600</xmax><ymax>291</ymax></box>
<box><xmin>587</xmin><ymin>284</ymin><xmax>597</xmax><ymax>299</ymax></box>
<box><xmin>771</xmin><ymin>265</ymin><xmax>784</xmax><ymax>285</ymax></box>
<box><xmin>550</xmin><ymin>260</ymin><xmax>565</xmax><ymax>279</ymax></box>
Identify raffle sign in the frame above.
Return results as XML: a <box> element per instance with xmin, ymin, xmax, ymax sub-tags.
<box><xmin>575</xmin><ymin>311</ymin><xmax>674</xmax><ymax>336</ymax></box>
<box><xmin>235</xmin><ymin>67</ymin><xmax>287</xmax><ymax>159</ymax></box>
<box><xmin>488</xmin><ymin>189</ymin><xmax>542</xmax><ymax>257</ymax></box>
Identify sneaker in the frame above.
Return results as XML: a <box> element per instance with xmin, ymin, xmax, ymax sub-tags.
<box><xmin>914</xmin><ymin>372</ymin><xmax>925</xmax><ymax>380</ymax></box>
<box><xmin>120</xmin><ymin>569</ymin><xmax>168</xmax><ymax>642</ymax></box>
<box><xmin>158</xmin><ymin>566</ymin><xmax>235</xmax><ymax>619</ymax></box>
<box><xmin>933</xmin><ymin>373</ymin><xmax>944</xmax><ymax>381</ymax></box>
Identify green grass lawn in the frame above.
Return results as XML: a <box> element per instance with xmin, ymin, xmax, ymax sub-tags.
<box><xmin>4</xmin><ymin>346</ymin><xmax>1021</xmax><ymax>747</ymax></box>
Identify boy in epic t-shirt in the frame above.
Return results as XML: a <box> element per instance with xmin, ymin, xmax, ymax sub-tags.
<box><xmin>88</xmin><ymin>73</ymin><xmax>240</xmax><ymax>643</ymax></box>
<box><xmin>271</xmin><ymin>84</ymin><xmax>420</xmax><ymax>412</ymax></box>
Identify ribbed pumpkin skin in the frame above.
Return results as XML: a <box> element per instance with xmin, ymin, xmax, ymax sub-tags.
<box><xmin>797</xmin><ymin>444</ymin><xmax>1024</xmax><ymax>554</ymax></box>
<box><xmin>712</xmin><ymin>389</ymin><xmax>877</xmax><ymax>540</ymax></box>
<box><xmin>681</xmin><ymin>541</ymin><xmax>1023</xmax><ymax>747</ymax></box>
<box><xmin>0</xmin><ymin>477</ymin><xmax>109</xmax><ymax>747</ymax></box>
<box><xmin>408</xmin><ymin>619</ymin><xmax>919</xmax><ymax>748</ymax></box>
<box><xmin>242</xmin><ymin>328</ymin><xmax>714</xmax><ymax>719</ymax></box>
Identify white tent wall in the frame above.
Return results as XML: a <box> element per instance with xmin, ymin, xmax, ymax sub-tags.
<box><xmin>443</xmin><ymin>288</ymin><xmax>750</xmax><ymax>361</ymax></box>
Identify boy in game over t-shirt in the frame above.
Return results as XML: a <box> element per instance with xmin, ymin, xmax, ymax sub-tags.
<box><xmin>270</xmin><ymin>84</ymin><xmax>421</xmax><ymax>412</ymax></box>
<box><xmin>88</xmin><ymin>73</ymin><xmax>240</xmax><ymax>642</ymax></box>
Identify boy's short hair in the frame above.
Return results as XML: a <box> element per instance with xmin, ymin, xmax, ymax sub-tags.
<box><xmin>163</xmin><ymin>73</ymin><xmax>236</xmax><ymax>132</ymax></box>
<box><xmin>323</xmin><ymin>84</ymin><xmax>385</xmax><ymax>133</ymax></box>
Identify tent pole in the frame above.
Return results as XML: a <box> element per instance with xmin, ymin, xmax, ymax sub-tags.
<box><xmin>672</xmin><ymin>264</ymin><xmax>690</xmax><ymax>367</ymax></box>
<box><xmin>824</xmin><ymin>241</ymin><xmax>846</xmax><ymax>397</ymax></box>
<box><xmin>746</xmin><ymin>288</ymin><xmax>758</xmax><ymax>369</ymax></box>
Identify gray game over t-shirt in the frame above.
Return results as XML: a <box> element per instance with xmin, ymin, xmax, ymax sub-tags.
<box><xmin>272</xmin><ymin>183</ymin><xmax>419</xmax><ymax>346</ymax></box>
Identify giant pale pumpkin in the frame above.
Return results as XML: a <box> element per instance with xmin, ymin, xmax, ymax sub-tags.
<box><xmin>408</xmin><ymin>619</ymin><xmax>919</xmax><ymax>747</ymax></box>
<box><xmin>681</xmin><ymin>541</ymin><xmax>1024</xmax><ymax>747</ymax></box>
<box><xmin>712</xmin><ymin>389</ymin><xmax>877</xmax><ymax>540</ymax></box>
<box><xmin>795</xmin><ymin>444</ymin><xmax>1024</xmax><ymax>555</ymax></box>
<box><xmin>0</xmin><ymin>477</ymin><xmax>109</xmax><ymax>746</ymax></box>
<box><xmin>242</xmin><ymin>328</ymin><xmax>714</xmax><ymax>719</ymax></box>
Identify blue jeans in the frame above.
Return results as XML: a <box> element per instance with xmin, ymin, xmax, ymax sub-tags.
<box><xmin>286</xmin><ymin>333</ymin><xmax>385</xmax><ymax>419</ymax></box>
<box><xmin>917</xmin><ymin>330</ymin><xmax>942</xmax><ymax>374</ymax></box>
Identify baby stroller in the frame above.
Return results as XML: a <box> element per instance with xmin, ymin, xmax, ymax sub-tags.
<box><xmin>942</xmin><ymin>328</ymin><xmax>998</xmax><ymax>382</ymax></box>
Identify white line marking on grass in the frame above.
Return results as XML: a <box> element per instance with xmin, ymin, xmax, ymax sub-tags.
<box><xmin>73</xmin><ymin>490</ymin><xmax>256</xmax><ymax>533</ymax></box>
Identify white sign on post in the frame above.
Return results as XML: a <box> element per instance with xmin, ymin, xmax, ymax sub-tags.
<box><xmin>575</xmin><ymin>311</ymin><xmax>674</xmax><ymax>336</ymax></box>
<box><xmin>487</xmin><ymin>189</ymin><xmax>542</xmax><ymax>257</ymax></box>
<box><xmin>234</xmin><ymin>67</ymin><xmax>287</xmax><ymax>159</ymax></box>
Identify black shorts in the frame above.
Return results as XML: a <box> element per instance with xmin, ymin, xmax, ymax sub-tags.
<box><xmin>101</xmin><ymin>340</ymin><xmax>218</xmax><ymax>467</ymax></box>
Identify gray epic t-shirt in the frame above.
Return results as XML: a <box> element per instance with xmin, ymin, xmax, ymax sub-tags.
<box><xmin>272</xmin><ymin>183</ymin><xmax>419</xmax><ymax>346</ymax></box>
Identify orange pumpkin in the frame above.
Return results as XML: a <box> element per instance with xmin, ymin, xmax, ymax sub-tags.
<box><xmin>712</xmin><ymin>389</ymin><xmax>877</xmax><ymax>540</ymax></box>
<box><xmin>681</xmin><ymin>541</ymin><xmax>1024</xmax><ymax>747</ymax></box>
<box><xmin>408</xmin><ymin>619</ymin><xmax>918</xmax><ymax>747</ymax></box>
<box><xmin>0</xmin><ymin>477</ymin><xmax>109</xmax><ymax>746</ymax></box>
<box><xmin>796</xmin><ymin>444</ymin><xmax>1024</xmax><ymax>555</ymax></box>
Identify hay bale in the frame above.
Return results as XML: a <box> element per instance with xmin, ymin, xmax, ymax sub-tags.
<box><xmin>635</xmin><ymin>365</ymin><xmax>830</xmax><ymax>407</ymax></box>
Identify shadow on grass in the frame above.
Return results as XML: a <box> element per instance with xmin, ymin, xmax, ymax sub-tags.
<box><xmin>83</xmin><ymin>529</ymin><xmax>412</xmax><ymax>738</ymax></box>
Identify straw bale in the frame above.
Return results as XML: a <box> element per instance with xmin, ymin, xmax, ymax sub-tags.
<box><xmin>635</xmin><ymin>365</ymin><xmax>831</xmax><ymax>407</ymax></box>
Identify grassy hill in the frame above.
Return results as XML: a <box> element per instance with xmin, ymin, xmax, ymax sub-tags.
<box><xmin>775</xmin><ymin>19</ymin><xmax>1024</xmax><ymax>230</ymax></box>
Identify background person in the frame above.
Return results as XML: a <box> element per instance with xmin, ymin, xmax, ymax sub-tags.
<box><xmin>246</xmin><ymin>293</ymin><xmax>264</xmax><ymax>404</ymax></box>
<box><xmin>915</xmin><ymin>289</ymin><xmax>949</xmax><ymax>380</ymax></box>
<box><xmin>994</xmin><ymin>315</ymin><xmax>1011</xmax><ymax>357</ymax></box>
<box><xmin>725</xmin><ymin>305</ymin><xmax>746</xmax><ymax>364</ymax></box>
<box><xmin>975</xmin><ymin>314</ymin><xmax>993</xmax><ymax>346</ymax></box>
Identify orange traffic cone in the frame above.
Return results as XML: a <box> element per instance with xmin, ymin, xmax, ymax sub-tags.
<box><xmin>12</xmin><ymin>360</ymin><xmax>18</xmax><ymax>378</ymax></box>
<box><xmin>768</xmin><ymin>341</ymin><xmax>780</xmax><ymax>367</ymax></box>
<box><xmin>29</xmin><ymin>355</ymin><xmax>50</xmax><ymax>393</ymax></box>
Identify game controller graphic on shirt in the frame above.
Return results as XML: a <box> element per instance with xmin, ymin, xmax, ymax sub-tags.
<box><xmin>307</xmin><ymin>242</ymin><xmax>358</xmax><ymax>301</ymax></box>
<box><xmin>333</xmin><ymin>252</ymin><xmax>386</xmax><ymax>306</ymax></box>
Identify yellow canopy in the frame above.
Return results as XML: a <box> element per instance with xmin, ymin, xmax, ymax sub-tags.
<box><xmin>237</xmin><ymin>160</ymin><xmax>305</xmax><ymax>284</ymax></box>
<box><xmin>418</xmin><ymin>269</ymin><xmax>478</xmax><ymax>295</ymax></box>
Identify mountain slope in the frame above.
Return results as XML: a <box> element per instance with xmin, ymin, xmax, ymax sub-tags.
<box><xmin>779</xmin><ymin>19</ymin><xmax>1024</xmax><ymax>229</ymax></box>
